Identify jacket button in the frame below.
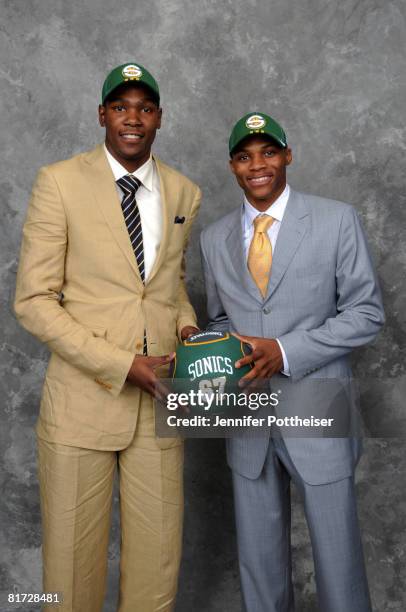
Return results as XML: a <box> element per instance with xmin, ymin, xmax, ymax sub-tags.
<box><xmin>263</xmin><ymin>307</ymin><xmax>271</xmax><ymax>315</ymax></box>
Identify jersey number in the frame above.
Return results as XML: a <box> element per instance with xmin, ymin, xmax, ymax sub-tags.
<box><xmin>198</xmin><ymin>376</ymin><xmax>226</xmax><ymax>397</ymax></box>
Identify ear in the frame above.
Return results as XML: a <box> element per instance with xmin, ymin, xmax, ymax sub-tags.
<box><xmin>285</xmin><ymin>147</ymin><xmax>293</xmax><ymax>166</ymax></box>
<box><xmin>157</xmin><ymin>107</ymin><xmax>162</xmax><ymax>130</ymax></box>
<box><xmin>229</xmin><ymin>158</ymin><xmax>237</xmax><ymax>175</ymax></box>
<box><xmin>98</xmin><ymin>104</ymin><xmax>105</xmax><ymax>127</ymax></box>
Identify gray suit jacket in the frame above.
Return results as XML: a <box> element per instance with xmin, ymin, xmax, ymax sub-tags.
<box><xmin>200</xmin><ymin>189</ymin><xmax>385</xmax><ymax>484</ymax></box>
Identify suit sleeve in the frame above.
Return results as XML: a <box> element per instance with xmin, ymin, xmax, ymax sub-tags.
<box><xmin>176</xmin><ymin>186</ymin><xmax>202</xmax><ymax>337</ymax></box>
<box><xmin>278</xmin><ymin>206</ymin><xmax>385</xmax><ymax>380</ymax></box>
<box><xmin>200</xmin><ymin>232</ymin><xmax>230</xmax><ymax>332</ymax></box>
<box><xmin>14</xmin><ymin>166</ymin><xmax>135</xmax><ymax>397</ymax></box>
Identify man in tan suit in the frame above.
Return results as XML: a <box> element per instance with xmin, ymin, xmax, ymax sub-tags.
<box><xmin>14</xmin><ymin>62</ymin><xmax>201</xmax><ymax>612</ymax></box>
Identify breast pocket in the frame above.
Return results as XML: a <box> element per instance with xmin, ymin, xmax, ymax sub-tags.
<box><xmin>293</xmin><ymin>262</ymin><xmax>333</xmax><ymax>279</ymax></box>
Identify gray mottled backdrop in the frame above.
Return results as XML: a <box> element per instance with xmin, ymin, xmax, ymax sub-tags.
<box><xmin>1</xmin><ymin>0</ymin><xmax>405</xmax><ymax>610</ymax></box>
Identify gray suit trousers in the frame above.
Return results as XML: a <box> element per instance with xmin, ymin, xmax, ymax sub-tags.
<box><xmin>232</xmin><ymin>437</ymin><xmax>372</xmax><ymax>612</ymax></box>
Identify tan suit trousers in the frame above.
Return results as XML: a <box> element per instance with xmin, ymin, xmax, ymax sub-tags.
<box><xmin>37</xmin><ymin>395</ymin><xmax>184</xmax><ymax>612</ymax></box>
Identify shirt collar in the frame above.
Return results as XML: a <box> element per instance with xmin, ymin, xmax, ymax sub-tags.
<box><xmin>103</xmin><ymin>143</ymin><xmax>154</xmax><ymax>192</ymax></box>
<box><xmin>243</xmin><ymin>184</ymin><xmax>290</xmax><ymax>231</ymax></box>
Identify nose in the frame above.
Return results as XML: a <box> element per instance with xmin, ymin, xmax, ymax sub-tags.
<box><xmin>249</xmin><ymin>153</ymin><xmax>266</xmax><ymax>171</ymax></box>
<box><xmin>124</xmin><ymin>107</ymin><xmax>142</xmax><ymax>126</ymax></box>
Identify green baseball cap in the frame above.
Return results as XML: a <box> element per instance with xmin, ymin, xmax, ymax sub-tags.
<box><xmin>229</xmin><ymin>112</ymin><xmax>287</xmax><ymax>154</ymax></box>
<box><xmin>101</xmin><ymin>62</ymin><xmax>160</xmax><ymax>105</ymax></box>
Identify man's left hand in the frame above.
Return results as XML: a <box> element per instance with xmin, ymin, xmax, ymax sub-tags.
<box><xmin>232</xmin><ymin>333</ymin><xmax>283</xmax><ymax>386</ymax></box>
<box><xmin>180</xmin><ymin>326</ymin><xmax>200</xmax><ymax>341</ymax></box>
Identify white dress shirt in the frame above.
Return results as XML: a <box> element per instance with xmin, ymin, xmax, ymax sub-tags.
<box><xmin>104</xmin><ymin>144</ymin><xmax>162</xmax><ymax>281</ymax></box>
<box><xmin>242</xmin><ymin>184</ymin><xmax>291</xmax><ymax>375</ymax></box>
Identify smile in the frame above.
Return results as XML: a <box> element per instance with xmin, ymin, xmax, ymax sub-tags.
<box><xmin>248</xmin><ymin>175</ymin><xmax>273</xmax><ymax>186</ymax></box>
<box><xmin>120</xmin><ymin>133</ymin><xmax>144</xmax><ymax>141</ymax></box>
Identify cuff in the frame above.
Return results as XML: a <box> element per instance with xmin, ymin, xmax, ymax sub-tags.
<box><xmin>276</xmin><ymin>338</ymin><xmax>290</xmax><ymax>377</ymax></box>
<box><xmin>95</xmin><ymin>349</ymin><xmax>135</xmax><ymax>397</ymax></box>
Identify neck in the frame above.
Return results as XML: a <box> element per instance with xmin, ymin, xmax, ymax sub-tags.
<box><xmin>105</xmin><ymin>142</ymin><xmax>151</xmax><ymax>173</ymax></box>
<box><xmin>246</xmin><ymin>182</ymin><xmax>286</xmax><ymax>212</ymax></box>
<box><xmin>121</xmin><ymin>157</ymin><xmax>150</xmax><ymax>173</ymax></box>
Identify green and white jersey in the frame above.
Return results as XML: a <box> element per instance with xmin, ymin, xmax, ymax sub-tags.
<box><xmin>171</xmin><ymin>331</ymin><xmax>252</xmax><ymax>400</ymax></box>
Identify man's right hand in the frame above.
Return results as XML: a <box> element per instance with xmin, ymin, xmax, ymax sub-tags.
<box><xmin>126</xmin><ymin>353</ymin><xmax>175</xmax><ymax>398</ymax></box>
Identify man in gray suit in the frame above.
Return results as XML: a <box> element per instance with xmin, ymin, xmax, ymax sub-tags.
<box><xmin>200</xmin><ymin>112</ymin><xmax>385</xmax><ymax>612</ymax></box>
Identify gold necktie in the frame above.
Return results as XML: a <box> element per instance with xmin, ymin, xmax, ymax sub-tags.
<box><xmin>247</xmin><ymin>215</ymin><xmax>275</xmax><ymax>297</ymax></box>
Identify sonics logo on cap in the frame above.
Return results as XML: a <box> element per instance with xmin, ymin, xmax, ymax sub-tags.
<box><xmin>245</xmin><ymin>114</ymin><xmax>267</xmax><ymax>130</ymax></box>
<box><xmin>122</xmin><ymin>64</ymin><xmax>143</xmax><ymax>79</ymax></box>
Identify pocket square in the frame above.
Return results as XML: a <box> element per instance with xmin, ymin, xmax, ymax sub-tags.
<box><xmin>174</xmin><ymin>216</ymin><xmax>185</xmax><ymax>224</ymax></box>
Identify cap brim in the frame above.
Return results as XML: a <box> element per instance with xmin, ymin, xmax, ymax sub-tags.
<box><xmin>230</xmin><ymin>133</ymin><xmax>286</xmax><ymax>155</ymax></box>
<box><xmin>102</xmin><ymin>81</ymin><xmax>160</xmax><ymax>105</ymax></box>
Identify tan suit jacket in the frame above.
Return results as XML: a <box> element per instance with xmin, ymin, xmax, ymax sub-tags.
<box><xmin>14</xmin><ymin>144</ymin><xmax>201</xmax><ymax>450</ymax></box>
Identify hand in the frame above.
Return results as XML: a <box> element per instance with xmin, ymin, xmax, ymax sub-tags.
<box><xmin>126</xmin><ymin>353</ymin><xmax>175</xmax><ymax>398</ymax></box>
<box><xmin>180</xmin><ymin>325</ymin><xmax>200</xmax><ymax>341</ymax></box>
<box><xmin>232</xmin><ymin>333</ymin><xmax>283</xmax><ymax>387</ymax></box>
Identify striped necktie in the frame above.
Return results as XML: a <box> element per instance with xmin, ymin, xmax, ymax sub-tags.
<box><xmin>116</xmin><ymin>174</ymin><xmax>147</xmax><ymax>354</ymax></box>
<box><xmin>116</xmin><ymin>174</ymin><xmax>145</xmax><ymax>282</ymax></box>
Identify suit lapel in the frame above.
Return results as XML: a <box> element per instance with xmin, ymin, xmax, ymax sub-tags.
<box><xmin>265</xmin><ymin>189</ymin><xmax>309</xmax><ymax>300</ymax></box>
<box><xmin>225</xmin><ymin>208</ymin><xmax>263</xmax><ymax>304</ymax></box>
<box><xmin>83</xmin><ymin>144</ymin><xmax>143</xmax><ymax>283</ymax></box>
